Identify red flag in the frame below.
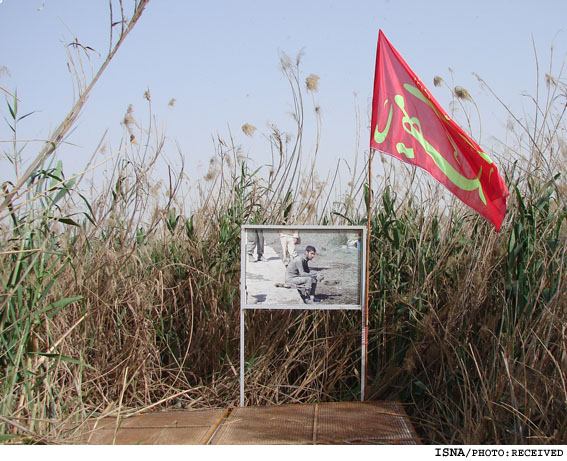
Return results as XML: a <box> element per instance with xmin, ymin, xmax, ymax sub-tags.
<box><xmin>370</xmin><ymin>30</ymin><xmax>508</xmax><ymax>231</ymax></box>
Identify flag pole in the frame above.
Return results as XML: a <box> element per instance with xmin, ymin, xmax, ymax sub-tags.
<box><xmin>362</xmin><ymin>147</ymin><xmax>374</xmax><ymax>401</ymax></box>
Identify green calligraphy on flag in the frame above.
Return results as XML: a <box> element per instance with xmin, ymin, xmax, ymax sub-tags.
<box><xmin>403</xmin><ymin>83</ymin><xmax>495</xmax><ymax>165</ymax></box>
<box><xmin>373</xmin><ymin>84</ymin><xmax>487</xmax><ymax>205</ymax></box>
<box><xmin>374</xmin><ymin>99</ymin><xmax>393</xmax><ymax>144</ymax></box>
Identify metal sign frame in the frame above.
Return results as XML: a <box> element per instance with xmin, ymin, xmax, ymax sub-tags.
<box><xmin>239</xmin><ymin>225</ymin><xmax>367</xmax><ymax>406</ymax></box>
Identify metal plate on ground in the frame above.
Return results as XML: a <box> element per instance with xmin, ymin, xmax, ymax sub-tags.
<box><xmin>82</xmin><ymin>408</ymin><xmax>227</xmax><ymax>445</ymax></box>
<box><xmin>211</xmin><ymin>401</ymin><xmax>420</xmax><ymax>445</ymax></box>
<box><xmin>81</xmin><ymin>402</ymin><xmax>419</xmax><ymax>445</ymax></box>
<box><xmin>315</xmin><ymin>401</ymin><xmax>419</xmax><ymax>444</ymax></box>
<box><xmin>211</xmin><ymin>404</ymin><xmax>316</xmax><ymax>445</ymax></box>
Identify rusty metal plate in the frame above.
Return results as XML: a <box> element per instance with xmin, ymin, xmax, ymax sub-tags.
<box><xmin>210</xmin><ymin>401</ymin><xmax>419</xmax><ymax>445</ymax></box>
<box><xmin>80</xmin><ymin>402</ymin><xmax>419</xmax><ymax>445</ymax></box>
<box><xmin>211</xmin><ymin>404</ymin><xmax>316</xmax><ymax>445</ymax></box>
<box><xmin>314</xmin><ymin>401</ymin><xmax>420</xmax><ymax>444</ymax></box>
<box><xmin>85</xmin><ymin>427</ymin><xmax>209</xmax><ymax>445</ymax></box>
<box><xmin>82</xmin><ymin>409</ymin><xmax>227</xmax><ymax>445</ymax></box>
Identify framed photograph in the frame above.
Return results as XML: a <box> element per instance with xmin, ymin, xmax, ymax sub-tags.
<box><xmin>239</xmin><ymin>225</ymin><xmax>368</xmax><ymax>406</ymax></box>
<box><xmin>241</xmin><ymin>225</ymin><xmax>366</xmax><ymax>310</ymax></box>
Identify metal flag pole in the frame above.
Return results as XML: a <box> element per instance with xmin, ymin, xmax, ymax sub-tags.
<box><xmin>362</xmin><ymin>147</ymin><xmax>374</xmax><ymax>401</ymax></box>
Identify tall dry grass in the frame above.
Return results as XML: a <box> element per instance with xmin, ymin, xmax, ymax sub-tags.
<box><xmin>1</xmin><ymin>11</ymin><xmax>566</xmax><ymax>444</ymax></box>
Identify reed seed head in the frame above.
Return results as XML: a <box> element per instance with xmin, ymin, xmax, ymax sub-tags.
<box><xmin>123</xmin><ymin>104</ymin><xmax>135</xmax><ymax>130</ymax></box>
<box><xmin>306</xmin><ymin>74</ymin><xmax>320</xmax><ymax>92</ymax></box>
<box><xmin>545</xmin><ymin>73</ymin><xmax>557</xmax><ymax>88</ymax></box>
<box><xmin>280</xmin><ymin>52</ymin><xmax>292</xmax><ymax>71</ymax></box>
<box><xmin>454</xmin><ymin>86</ymin><xmax>472</xmax><ymax>101</ymax></box>
<box><xmin>242</xmin><ymin>123</ymin><xmax>257</xmax><ymax>137</ymax></box>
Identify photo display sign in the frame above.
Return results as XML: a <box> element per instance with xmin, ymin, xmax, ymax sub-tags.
<box><xmin>239</xmin><ymin>225</ymin><xmax>368</xmax><ymax>406</ymax></box>
<box><xmin>241</xmin><ymin>225</ymin><xmax>366</xmax><ymax>310</ymax></box>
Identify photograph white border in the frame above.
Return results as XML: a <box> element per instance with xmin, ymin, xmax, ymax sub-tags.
<box><xmin>241</xmin><ymin>225</ymin><xmax>366</xmax><ymax>310</ymax></box>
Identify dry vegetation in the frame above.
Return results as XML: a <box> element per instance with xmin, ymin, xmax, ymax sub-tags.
<box><xmin>1</xmin><ymin>2</ymin><xmax>567</xmax><ymax>444</ymax></box>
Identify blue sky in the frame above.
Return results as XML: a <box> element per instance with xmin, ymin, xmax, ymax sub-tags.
<box><xmin>1</xmin><ymin>0</ymin><xmax>566</xmax><ymax>184</ymax></box>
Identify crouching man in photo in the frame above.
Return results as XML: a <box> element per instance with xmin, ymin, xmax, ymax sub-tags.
<box><xmin>285</xmin><ymin>245</ymin><xmax>323</xmax><ymax>304</ymax></box>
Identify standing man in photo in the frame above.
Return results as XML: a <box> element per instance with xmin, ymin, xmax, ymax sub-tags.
<box><xmin>278</xmin><ymin>229</ymin><xmax>299</xmax><ymax>266</ymax></box>
<box><xmin>247</xmin><ymin>229</ymin><xmax>265</xmax><ymax>262</ymax></box>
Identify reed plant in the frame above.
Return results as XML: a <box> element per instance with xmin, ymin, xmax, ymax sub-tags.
<box><xmin>1</xmin><ymin>10</ymin><xmax>566</xmax><ymax>444</ymax></box>
<box><xmin>0</xmin><ymin>1</ymin><xmax>152</xmax><ymax>442</ymax></box>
